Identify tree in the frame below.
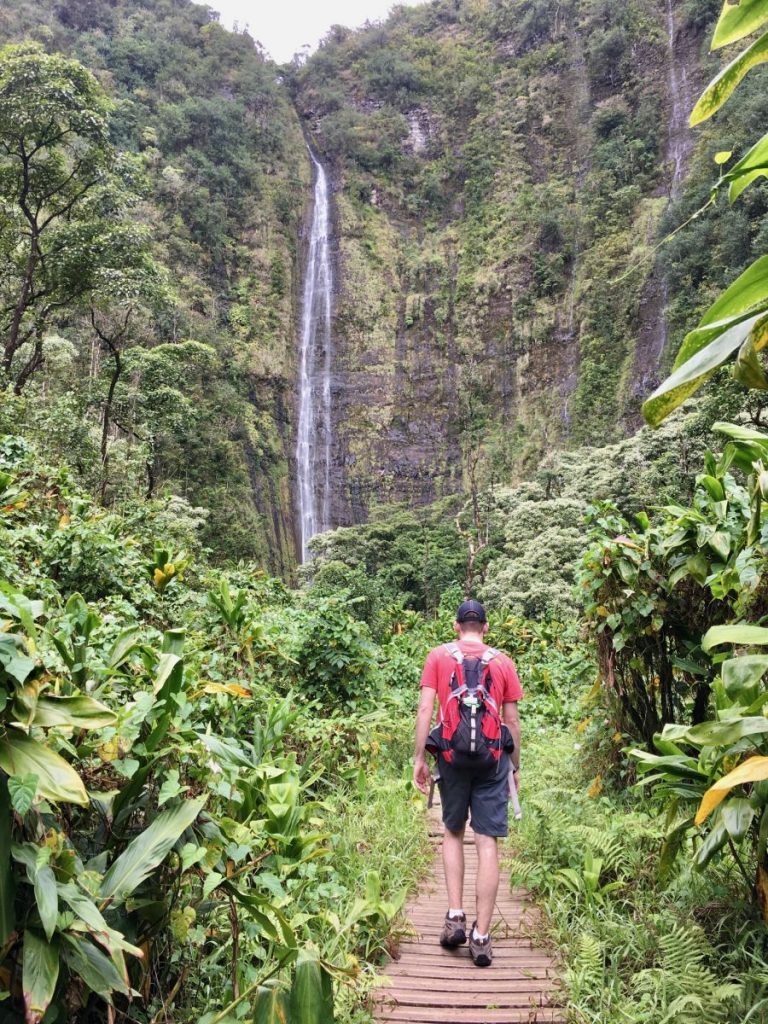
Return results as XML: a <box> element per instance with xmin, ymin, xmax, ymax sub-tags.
<box><xmin>0</xmin><ymin>43</ymin><xmax>154</xmax><ymax>392</ymax></box>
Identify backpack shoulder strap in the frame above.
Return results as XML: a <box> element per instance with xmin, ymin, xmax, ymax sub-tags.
<box><xmin>444</xmin><ymin>642</ymin><xmax>464</xmax><ymax>664</ymax></box>
<box><xmin>481</xmin><ymin>647</ymin><xmax>500</xmax><ymax>665</ymax></box>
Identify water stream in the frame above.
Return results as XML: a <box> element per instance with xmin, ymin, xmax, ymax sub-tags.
<box><xmin>296</xmin><ymin>149</ymin><xmax>334</xmax><ymax>563</ymax></box>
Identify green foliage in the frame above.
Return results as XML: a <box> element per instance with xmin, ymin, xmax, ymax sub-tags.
<box><xmin>577</xmin><ymin>415</ymin><xmax>768</xmax><ymax>747</ymax></box>
<box><xmin>0</xmin><ymin>1</ymin><xmax>307</xmax><ymax>568</ymax></box>
<box><xmin>0</xmin><ymin>43</ymin><xmax>160</xmax><ymax>394</ymax></box>
<box><xmin>512</xmin><ymin>732</ymin><xmax>768</xmax><ymax>1024</ymax></box>
<box><xmin>645</xmin><ymin>0</ymin><xmax>768</xmax><ymax>425</ymax></box>
<box><xmin>309</xmin><ymin>500</ymin><xmax>467</xmax><ymax>615</ymax></box>
<box><xmin>0</xmin><ymin>439</ymin><xmax>429</xmax><ymax>1022</ymax></box>
<box><xmin>288</xmin><ymin>595</ymin><xmax>379</xmax><ymax>707</ymax></box>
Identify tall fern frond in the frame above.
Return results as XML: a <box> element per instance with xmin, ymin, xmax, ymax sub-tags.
<box><xmin>565</xmin><ymin>931</ymin><xmax>605</xmax><ymax>1003</ymax></box>
<box><xmin>567</xmin><ymin>825</ymin><xmax>628</xmax><ymax>875</ymax></box>
<box><xmin>632</xmin><ymin>922</ymin><xmax>741</xmax><ymax>1024</ymax></box>
<box><xmin>658</xmin><ymin>921</ymin><xmax>709</xmax><ymax>974</ymax></box>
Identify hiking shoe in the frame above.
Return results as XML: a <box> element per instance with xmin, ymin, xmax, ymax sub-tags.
<box><xmin>469</xmin><ymin>922</ymin><xmax>492</xmax><ymax>966</ymax></box>
<box><xmin>439</xmin><ymin>912</ymin><xmax>467</xmax><ymax>948</ymax></box>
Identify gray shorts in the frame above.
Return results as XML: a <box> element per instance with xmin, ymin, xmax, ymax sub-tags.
<box><xmin>436</xmin><ymin>752</ymin><xmax>510</xmax><ymax>837</ymax></box>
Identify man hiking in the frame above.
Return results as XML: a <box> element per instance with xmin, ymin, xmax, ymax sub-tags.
<box><xmin>413</xmin><ymin>599</ymin><xmax>522</xmax><ymax>967</ymax></box>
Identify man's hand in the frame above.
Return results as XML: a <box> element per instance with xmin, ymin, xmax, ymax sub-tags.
<box><xmin>513</xmin><ymin>767</ymin><xmax>521</xmax><ymax>793</ymax></box>
<box><xmin>413</xmin><ymin>755</ymin><xmax>431</xmax><ymax>795</ymax></box>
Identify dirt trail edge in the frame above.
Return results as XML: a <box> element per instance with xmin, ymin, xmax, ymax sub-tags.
<box><xmin>373</xmin><ymin>802</ymin><xmax>564</xmax><ymax>1023</ymax></box>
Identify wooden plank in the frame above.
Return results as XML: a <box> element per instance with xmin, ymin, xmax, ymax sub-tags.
<box><xmin>391</xmin><ymin>943</ymin><xmax>542</xmax><ymax>956</ymax></box>
<box><xmin>383</xmin><ymin>962</ymin><xmax>557</xmax><ymax>977</ymax></box>
<box><xmin>378</xmin><ymin>977</ymin><xmax>554</xmax><ymax>994</ymax></box>
<box><xmin>377</xmin><ymin>1007</ymin><xmax>564</xmax><ymax>1022</ymax></box>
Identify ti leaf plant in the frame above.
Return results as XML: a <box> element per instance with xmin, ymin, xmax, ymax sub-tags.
<box><xmin>631</xmin><ymin>639</ymin><xmax>768</xmax><ymax>903</ymax></box>
<box><xmin>643</xmin><ymin>0</ymin><xmax>768</xmax><ymax>427</ymax></box>
<box><xmin>629</xmin><ymin>421</ymin><xmax>768</xmax><ymax>913</ymax></box>
<box><xmin>0</xmin><ymin>583</ymin><xmax>115</xmax><ymax>807</ymax></box>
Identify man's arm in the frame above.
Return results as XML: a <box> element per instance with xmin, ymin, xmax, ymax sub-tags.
<box><xmin>503</xmin><ymin>700</ymin><xmax>521</xmax><ymax>774</ymax></box>
<box><xmin>413</xmin><ymin>686</ymin><xmax>436</xmax><ymax>794</ymax></box>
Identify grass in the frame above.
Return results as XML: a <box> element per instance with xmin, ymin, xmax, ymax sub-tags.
<box><xmin>323</xmin><ymin>755</ymin><xmax>433</xmax><ymax>1023</ymax></box>
<box><xmin>510</xmin><ymin>732</ymin><xmax>768</xmax><ymax>1023</ymax></box>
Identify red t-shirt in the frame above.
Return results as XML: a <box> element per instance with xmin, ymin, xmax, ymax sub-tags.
<box><xmin>420</xmin><ymin>639</ymin><xmax>523</xmax><ymax>722</ymax></box>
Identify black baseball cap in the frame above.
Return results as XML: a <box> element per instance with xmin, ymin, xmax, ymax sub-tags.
<box><xmin>456</xmin><ymin>599</ymin><xmax>487</xmax><ymax>623</ymax></box>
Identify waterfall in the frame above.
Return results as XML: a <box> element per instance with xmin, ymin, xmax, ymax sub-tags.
<box><xmin>296</xmin><ymin>149</ymin><xmax>334</xmax><ymax>563</ymax></box>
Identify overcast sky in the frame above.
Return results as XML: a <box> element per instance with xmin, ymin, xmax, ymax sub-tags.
<box><xmin>199</xmin><ymin>0</ymin><xmax>428</xmax><ymax>63</ymax></box>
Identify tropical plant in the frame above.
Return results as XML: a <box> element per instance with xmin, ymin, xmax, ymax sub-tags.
<box><xmin>643</xmin><ymin>0</ymin><xmax>768</xmax><ymax>426</ymax></box>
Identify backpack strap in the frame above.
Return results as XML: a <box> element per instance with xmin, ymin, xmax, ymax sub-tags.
<box><xmin>444</xmin><ymin>642</ymin><xmax>463</xmax><ymax>664</ymax></box>
<box><xmin>477</xmin><ymin>648</ymin><xmax>501</xmax><ymax>706</ymax></box>
<box><xmin>444</xmin><ymin>643</ymin><xmax>467</xmax><ymax>701</ymax></box>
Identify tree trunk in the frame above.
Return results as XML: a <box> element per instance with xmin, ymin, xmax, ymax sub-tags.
<box><xmin>99</xmin><ymin>345</ymin><xmax>122</xmax><ymax>503</ymax></box>
<box><xmin>12</xmin><ymin>333</ymin><xmax>44</xmax><ymax>394</ymax></box>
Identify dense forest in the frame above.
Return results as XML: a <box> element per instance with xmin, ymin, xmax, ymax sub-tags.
<box><xmin>5</xmin><ymin>0</ymin><xmax>768</xmax><ymax>1021</ymax></box>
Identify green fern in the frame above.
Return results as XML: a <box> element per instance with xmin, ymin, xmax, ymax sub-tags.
<box><xmin>632</xmin><ymin>922</ymin><xmax>741</xmax><ymax>1024</ymax></box>
<box><xmin>567</xmin><ymin>824</ymin><xmax>628</xmax><ymax>877</ymax></box>
<box><xmin>658</xmin><ymin>921</ymin><xmax>710</xmax><ymax>973</ymax></box>
<box><xmin>565</xmin><ymin>931</ymin><xmax>605</xmax><ymax>1002</ymax></box>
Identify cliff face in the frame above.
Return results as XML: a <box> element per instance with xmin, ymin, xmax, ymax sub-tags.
<box><xmin>292</xmin><ymin>0</ymin><xmax>716</xmax><ymax>529</ymax></box>
<box><xmin>3</xmin><ymin>0</ymin><xmax>748</xmax><ymax>569</ymax></box>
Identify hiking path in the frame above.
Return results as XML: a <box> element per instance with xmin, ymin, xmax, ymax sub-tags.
<box><xmin>373</xmin><ymin>802</ymin><xmax>564</xmax><ymax>1023</ymax></box>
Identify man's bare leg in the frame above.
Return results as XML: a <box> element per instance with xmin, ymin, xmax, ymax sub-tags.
<box><xmin>442</xmin><ymin>826</ymin><xmax>465</xmax><ymax>909</ymax></box>
<box><xmin>474</xmin><ymin>833</ymin><xmax>499</xmax><ymax>935</ymax></box>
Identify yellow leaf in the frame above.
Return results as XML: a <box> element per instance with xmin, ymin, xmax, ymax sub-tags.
<box><xmin>201</xmin><ymin>683</ymin><xmax>252</xmax><ymax>698</ymax></box>
<box><xmin>98</xmin><ymin>737</ymin><xmax>120</xmax><ymax>763</ymax></box>
<box><xmin>612</xmin><ymin>731</ymin><xmax>623</xmax><ymax>744</ymax></box>
<box><xmin>58</xmin><ymin>514</ymin><xmax>70</xmax><ymax>529</ymax></box>
<box><xmin>695</xmin><ymin>755</ymin><xmax>768</xmax><ymax>825</ymax></box>
<box><xmin>596</xmin><ymin>606</ymin><xmax>610</xmax><ymax>617</ymax></box>
<box><xmin>714</xmin><ymin>150</ymin><xmax>733</xmax><ymax>165</ymax></box>
<box><xmin>585</xmin><ymin>675</ymin><xmax>602</xmax><ymax>701</ymax></box>
<box><xmin>153</xmin><ymin>567</ymin><xmax>166</xmax><ymax>588</ymax></box>
<box><xmin>587</xmin><ymin>774</ymin><xmax>603</xmax><ymax>798</ymax></box>
<box><xmin>576</xmin><ymin>717</ymin><xmax>592</xmax><ymax>734</ymax></box>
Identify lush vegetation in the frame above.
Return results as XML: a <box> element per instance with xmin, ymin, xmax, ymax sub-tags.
<box><xmin>0</xmin><ymin>436</ymin><xmax>444</xmax><ymax>1023</ymax></box>
<box><xmin>7</xmin><ymin>0</ymin><xmax>768</xmax><ymax>1021</ymax></box>
<box><xmin>0</xmin><ymin>1</ymin><xmax>307</xmax><ymax>571</ymax></box>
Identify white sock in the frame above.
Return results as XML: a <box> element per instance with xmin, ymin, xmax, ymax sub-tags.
<box><xmin>472</xmin><ymin>927</ymin><xmax>489</xmax><ymax>941</ymax></box>
<box><xmin>448</xmin><ymin>908</ymin><xmax>465</xmax><ymax>919</ymax></box>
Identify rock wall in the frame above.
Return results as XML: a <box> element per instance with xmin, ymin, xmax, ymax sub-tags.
<box><xmin>293</xmin><ymin>0</ymin><xmax>715</xmax><ymax>532</ymax></box>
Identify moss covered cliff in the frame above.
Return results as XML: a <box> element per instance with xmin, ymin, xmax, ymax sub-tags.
<box><xmin>3</xmin><ymin>0</ymin><xmax>764</xmax><ymax>570</ymax></box>
<box><xmin>291</xmin><ymin>0</ymin><xmax>727</xmax><ymax>526</ymax></box>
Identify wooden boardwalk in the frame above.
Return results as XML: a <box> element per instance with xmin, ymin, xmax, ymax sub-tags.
<box><xmin>373</xmin><ymin>807</ymin><xmax>563</xmax><ymax>1024</ymax></box>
